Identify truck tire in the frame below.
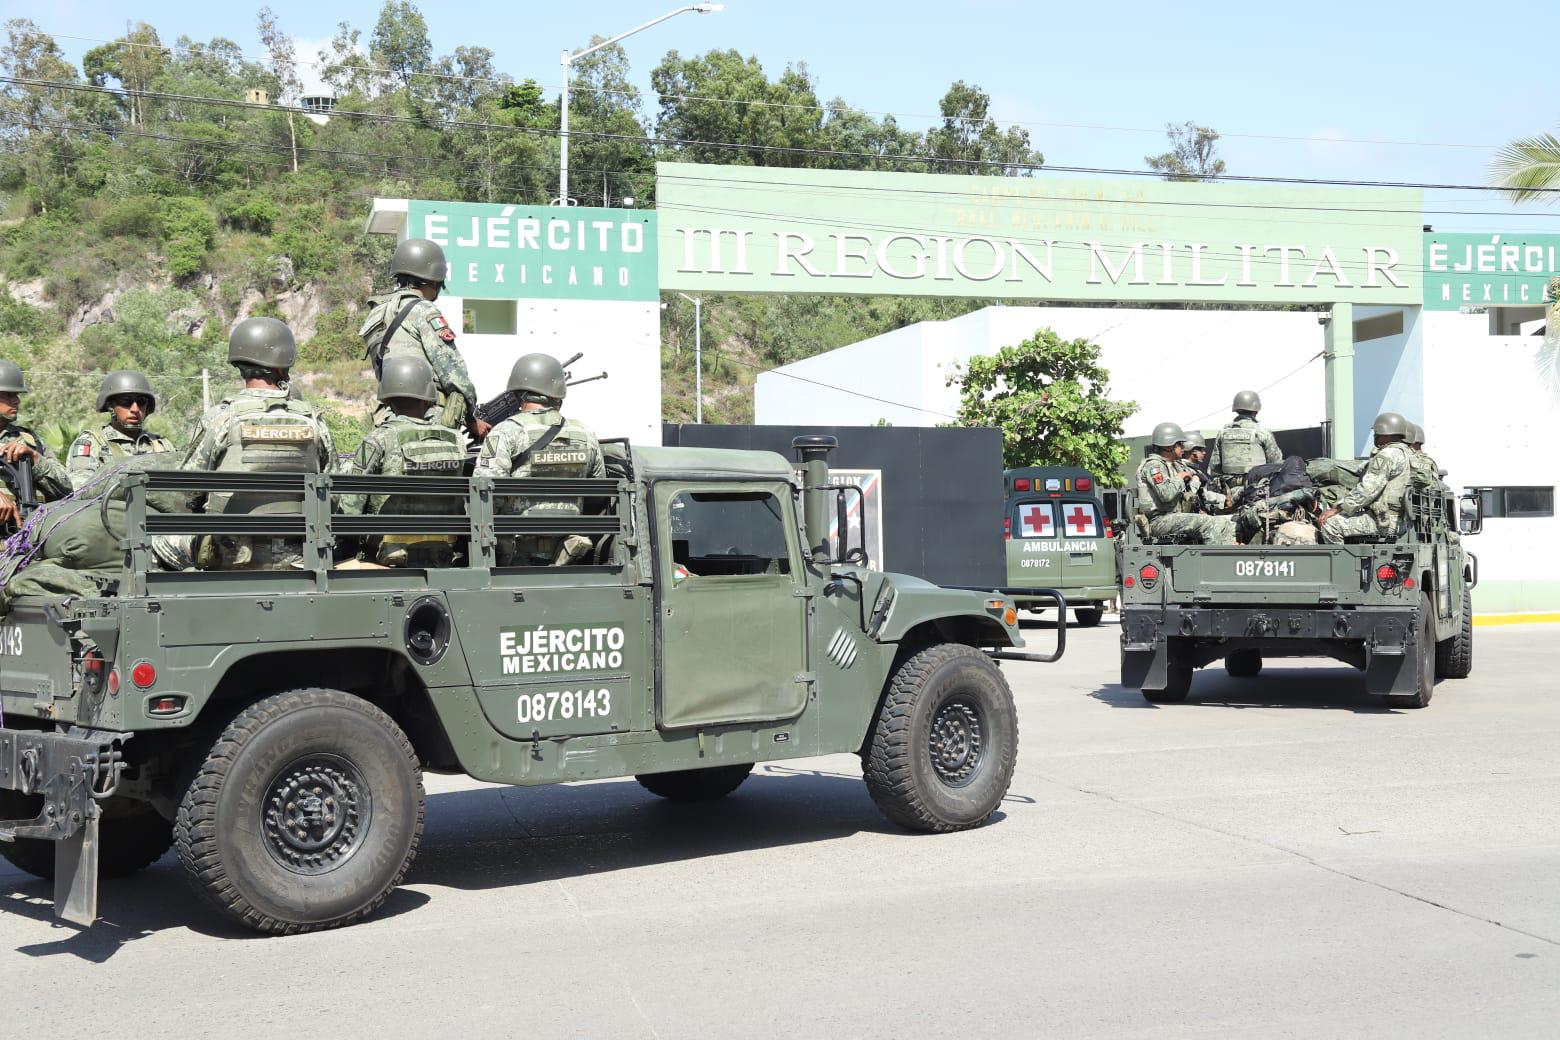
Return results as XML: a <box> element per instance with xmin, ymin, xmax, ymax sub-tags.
<box><xmin>175</xmin><ymin>688</ymin><xmax>425</xmax><ymax>935</ymax></box>
<box><xmin>1385</xmin><ymin>594</ymin><xmax>1436</xmax><ymax>709</ymax></box>
<box><xmin>0</xmin><ymin>793</ymin><xmax>172</xmax><ymax>881</ymax></box>
<box><xmin>1073</xmin><ymin>606</ymin><xmax>1104</xmax><ymax>628</ymax></box>
<box><xmin>635</xmin><ymin>764</ymin><xmax>753</xmax><ymax>800</ymax></box>
<box><xmin>864</xmin><ymin>643</ymin><xmax>1017</xmax><ymax>833</ymax></box>
<box><xmin>1224</xmin><ymin>649</ymin><xmax>1262</xmax><ymax>678</ymax></box>
<box><xmin>1141</xmin><ymin>661</ymin><xmax>1192</xmax><ymax>704</ymax></box>
<box><xmin>1435</xmin><ymin>586</ymin><xmax>1473</xmax><ymax>679</ymax></box>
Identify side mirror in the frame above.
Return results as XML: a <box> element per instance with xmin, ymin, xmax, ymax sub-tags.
<box><xmin>1457</xmin><ymin>493</ymin><xmax>1483</xmax><ymax>536</ymax></box>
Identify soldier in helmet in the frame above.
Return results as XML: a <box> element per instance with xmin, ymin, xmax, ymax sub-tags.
<box><xmin>359</xmin><ymin>237</ymin><xmax>489</xmax><ymax>443</ymax></box>
<box><xmin>1135</xmin><ymin>422</ymin><xmax>1237</xmax><ymax>544</ymax></box>
<box><xmin>67</xmin><ymin>370</ymin><xmax>176</xmax><ymax>484</ymax></box>
<box><xmin>475</xmin><ymin>352</ymin><xmax>604</xmax><ymax>565</ymax></box>
<box><xmin>178</xmin><ymin>317</ymin><xmax>336</xmax><ymax>570</ymax></box>
<box><xmin>1316</xmin><ymin>412</ymin><xmax>1415</xmax><ymax>544</ymax></box>
<box><xmin>1209</xmin><ymin>390</ymin><xmax>1282</xmax><ymax>494</ymax></box>
<box><xmin>0</xmin><ymin>360</ymin><xmax>72</xmax><ymax>527</ymax></box>
<box><xmin>339</xmin><ymin>355</ymin><xmax>468</xmax><ymax>567</ymax></box>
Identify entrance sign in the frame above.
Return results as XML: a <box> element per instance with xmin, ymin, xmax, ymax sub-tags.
<box><xmin>1422</xmin><ymin>232</ymin><xmax>1560</xmax><ymax>310</ymax></box>
<box><xmin>408</xmin><ymin>200</ymin><xmax>658</xmax><ymax>302</ymax></box>
<box><xmin>657</xmin><ymin>163</ymin><xmax>1423</xmax><ymax>304</ymax></box>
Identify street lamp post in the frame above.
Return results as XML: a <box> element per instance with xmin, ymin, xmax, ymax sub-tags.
<box><xmin>677</xmin><ymin>292</ymin><xmax>703</xmax><ymax>423</ymax></box>
<box><xmin>557</xmin><ymin>3</ymin><xmax>723</xmax><ymax>206</ymax></box>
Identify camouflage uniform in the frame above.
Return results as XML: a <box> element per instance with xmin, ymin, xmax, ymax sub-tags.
<box><xmin>1320</xmin><ymin>441</ymin><xmax>1414</xmax><ymax>544</ymax></box>
<box><xmin>0</xmin><ymin>424</ymin><xmax>71</xmax><ymax>508</ymax></box>
<box><xmin>1136</xmin><ymin>453</ymin><xmax>1237</xmax><ymax>544</ymax></box>
<box><xmin>179</xmin><ymin>388</ymin><xmax>336</xmax><ymax>569</ymax></box>
<box><xmin>1210</xmin><ymin>415</ymin><xmax>1282</xmax><ymax>492</ymax></box>
<box><xmin>339</xmin><ymin>413</ymin><xmax>468</xmax><ymax>566</ymax></box>
<box><xmin>67</xmin><ymin>424</ymin><xmax>175</xmax><ymax>485</ymax></box>
<box><xmin>360</xmin><ymin>289</ymin><xmax>480</xmax><ymax>431</ymax></box>
<box><xmin>475</xmin><ymin>408</ymin><xmax>604</xmax><ymax>565</ymax></box>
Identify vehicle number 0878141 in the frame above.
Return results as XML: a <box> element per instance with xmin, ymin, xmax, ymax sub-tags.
<box><xmin>1234</xmin><ymin>559</ymin><xmax>1296</xmax><ymax>578</ymax></box>
<box><xmin>517</xmin><ymin>688</ymin><xmax>612</xmax><ymax>724</ymax></box>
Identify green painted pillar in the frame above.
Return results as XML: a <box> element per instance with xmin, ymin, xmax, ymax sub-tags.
<box><xmin>1324</xmin><ymin>301</ymin><xmax>1354</xmax><ymax>459</ymax></box>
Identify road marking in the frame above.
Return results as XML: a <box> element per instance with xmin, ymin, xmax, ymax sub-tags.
<box><xmin>1472</xmin><ymin>612</ymin><xmax>1560</xmax><ymax>627</ymax></box>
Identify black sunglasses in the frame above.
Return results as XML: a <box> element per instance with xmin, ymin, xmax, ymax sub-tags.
<box><xmin>110</xmin><ymin>395</ymin><xmax>154</xmax><ymax>409</ymax></box>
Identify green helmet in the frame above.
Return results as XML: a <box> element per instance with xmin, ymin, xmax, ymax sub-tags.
<box><xmin>507</xmin><ymin>353</ymin><xmax>568</xmax><ymax>400</ymax></box>
<box><xmin>390</xmin><ymin>238</ymin><xmax>448</xmax><ymax>284</ymax></box>
<box><xmin>228</xmin><ymin>317</ymin><xmax>297</xmax><ymax>370</ymax></box>
<box><xmin>378</xmin><ymin>354</ymin><xmax>438</xmax><ymax>405</ymax></box>
<box><xmin>0</xmin><ymin>360</ymin><xmax>25</xmax><ymax>394</ymax></box>
<box><xmin>1151</xmin><ymin>421</ymin><xmax>1186</xmax><ymax>448</ymax></box>
<box><xmin>1371</xmin><ymin>411</ymin><xmax>1408</xmax><ymax>440</ymax></box>
<box><xmin>1232</xmin><ymin>390</ymin><xmax>1262</xmax><ymax>414</ymax></box>
<box><xmin>96</xmin><ymin>369</ymin><xmax>157</xmax><ymax>414</ymax></box>
<box><xmin>1181</xmin><ymin>431</ymin><xmax>1206</xmax><ymax>451</ymax></box>
<box><xmin>1408</xmin><ymin>422</ymin><xmax>1425</xmax><ymax>446</ymax></box>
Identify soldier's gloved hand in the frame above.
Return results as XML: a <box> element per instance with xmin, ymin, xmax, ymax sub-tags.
<box><xmin>0</xmin><ymin>441</ymin><xmax>39</xmax><ymax>465</ymax></box>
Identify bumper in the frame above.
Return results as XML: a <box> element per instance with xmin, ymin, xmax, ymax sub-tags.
<box><xmin>1120</xmin><ymin>604</ymin><xmax>1420</xmax><ymax>695</ymax></box>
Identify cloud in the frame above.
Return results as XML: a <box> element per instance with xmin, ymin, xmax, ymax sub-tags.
<box><xmin>291</xmin><ymin>36</ymin><xmax>343</xmax><ymax>97</ymax></box>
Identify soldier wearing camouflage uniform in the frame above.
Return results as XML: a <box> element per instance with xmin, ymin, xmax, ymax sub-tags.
<box><xmin>1135</xmin><ymin>422</ymin><xmax>1237</xmax><ymax>545</ymax></box>
<box><xmin>67</xmin><ymin>370</ymin><xmax>176</xmax><ymax>485</ymax></box>
<box><xmin>0</xmin><ymin>360</ymin><xmax>71</xmax><ymax>528</ymax></box>
<box><xmin>340</xmin><ymin>355</ymin><xmax>468</xmax><ymax>567</ymax></box>
<box><xmin>475</xmin><ymin>353</ymin><xmax>604</xmax><ymax>566</ymax></box>
<box><xmin>1209</xmin><ymin>390</ymin><xmax>1282</xmax><ymax>494</ymax></box>
<box><xmin>178</xmin><ymin>317</ymin><xmax>336</xmax><ymax>570</ymax></box>
<box><xmin>1316</xmin><ymin>412</ymin><xmax>1415</xmax><ymax>544</ymax></box>
<box><xmin>1405</xmin><ymin>422</ymin><xmax>1443</xmax><ymax>491</ymax></box>
<box><xmin>360</xmin><ymin>238</ymin><xmax>490</xmax><ymax>442</ymax></box>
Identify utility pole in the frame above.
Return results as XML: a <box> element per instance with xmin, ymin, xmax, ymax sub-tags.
<box><xmin>201</xmin><ymin>367</ymin><xmax>210</xmax><ymax>412</ymax></box>
<box><xmin>678</xmin><ymin>293</ymin><xmax>702</xmax><ymax>423</ymax></box>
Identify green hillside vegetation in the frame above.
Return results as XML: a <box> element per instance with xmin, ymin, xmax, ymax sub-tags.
<box><xmin>0</xmin><ymin>7</ymin><xmax>1044</xmax><ymax>449</ymax></box>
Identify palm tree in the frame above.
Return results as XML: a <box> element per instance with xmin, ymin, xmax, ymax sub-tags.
<box><xmin>1492</xmin><ymin>133</ymin><xmax>1560</xmax><ymax>399</ymax></box>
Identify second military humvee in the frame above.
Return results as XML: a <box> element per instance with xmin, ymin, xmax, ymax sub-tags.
<box><xmin>1003</xmin><ymin>467</ymin><xmax>1117</xmax><ymax>627</ymax></box>
<box><xmin>0</xmin><ymin>437</ymin><xmax>1053</xmax><ymax>933</ymax></box>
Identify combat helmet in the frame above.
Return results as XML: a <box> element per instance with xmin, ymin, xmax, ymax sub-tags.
<box><xmin>1407</xmin><ymin>422</ymin><xmax>1425</xmax><ymax>447</ymax></box>
<box><xmin>1371</xmin><ymin>412</ymin><xmax>1409</xmax><ymax>440</ymax></box>
<box><xmin>1181</xmin><ymin>431</ymin><xmax>1206</xmax><ymax>451</ymax></box>
<box><xmin>0</xmin><ymin>360</ymin><xmax>25</xmax><ymax>394</ymax></box>
<box><xmin>96</xmin><ymin>369</ymin><xmax>157</xmax><ymax>415</ymax></box>
<box><xmin>390</xmin><ymin>238</ymin><xmax>448</xmax><ymax>285</ymax></box>
<box><xmin>228</xmin><ymin>317</ymin><xmax>297</xmax><ymax>370</ymax></box>
<box><xmin>1151</xmin><ymin>421</ymin><xmax>1186</xmax><ymax>448</ymax></box>
<box><xmin>378</xmin><ymin>354</ymin><xmax>438</xmax><ymax>405</ymax></box>
<box><xmin>507</xmin><ymin>353</ymin><xmax>568</xmax><ymax>401</ymax></box>
<box><xmin>1232</xmin><ymin>390</ymin><xmax>1262</xmax><ymax>414</ymax></box>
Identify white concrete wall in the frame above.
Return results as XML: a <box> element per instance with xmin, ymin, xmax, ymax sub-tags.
<box><xmin>446</xmin><ymin>296</ymin><xmax>661</xmax><ymax>446</ymax></box>
<box><xmin>756</xmin><ymin>306</ymin><xmax>1328</xmax><ymax>438</ymax></box>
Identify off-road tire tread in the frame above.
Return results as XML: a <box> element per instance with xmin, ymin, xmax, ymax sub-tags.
<box><xmin>1385</xmin><ymin>594</ymin><xmax>1436</xmax><ymax>709</ymax></box>
<box><xmin>174</xmin><ymin>688</ymin><xmax>425</xmax><ymax>936</ymax></box>
<box><xmin>1436</xmin><ymin>586</ymin><xmax>1473</xmax><ymax>679</ymax></box>
<box><xmin>864</xmin><ymin>642</ymin><xmax>1017</xmax><ymax>834</ymax></box>
<box><xmin>1073</xmin><ymin>607</ymin><xmax>1104</xmax><ymax>628</ymax></box>
<box><xmin>635</xmin><ymin>764</ymin><xmax>753</xmax><ymax>800</ymax></box>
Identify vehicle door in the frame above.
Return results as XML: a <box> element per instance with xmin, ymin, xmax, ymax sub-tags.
<box><xmin>1054</xmin><ymin>498</ymin><xmax>1115</xmax><ymax>588</ymax></box>
<box><xmin>1006</xmin><ymin>499</ymin><xmax>1063</xmax><ymax>586</ymax></box>
<box><xmin>653</xmin><ymin>480</ymin><xmax>809</xmax><ymax>730</ymax></box>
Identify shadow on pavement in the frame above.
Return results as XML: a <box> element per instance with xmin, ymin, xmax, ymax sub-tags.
<box><xmin>1091</xmin><ymin>668</ymin><xmax>1401</xmax><ymax>714</ymax></box>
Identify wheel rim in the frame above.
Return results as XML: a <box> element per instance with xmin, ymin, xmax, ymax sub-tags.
<box><xmin>928</xmin><ymin>696</ymin><xmax>985</xmax><ymax>788</ymax></box>
<box><xmin>262</xmin><ymin>754</ymin><xmax>373</xmax><ymax>876</ymax></box>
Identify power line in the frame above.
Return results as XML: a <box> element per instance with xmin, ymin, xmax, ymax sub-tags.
<box><xmin>6</xmin><ymin>75</ymin><xmax>1557</xmax><ymax>195</ymax></box>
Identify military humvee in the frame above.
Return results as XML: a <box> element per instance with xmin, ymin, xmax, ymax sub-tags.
<box><xmin>0</xmin><ymin>437</ymin><xmax>1053</xmax><ymax>933</ymax></box>
<box><xmin>1120</xmin><ymin>481</ymin><xmax>1481</xmax><ymax>708</ymax></box>
<box><xmin>1003</xmin><ymin>467</ymin><xmax>1117</xmax><ymax>627</ymax></box>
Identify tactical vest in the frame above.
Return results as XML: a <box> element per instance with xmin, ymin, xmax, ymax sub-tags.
<box><xmin>1215</xmin><ymin>421</ymin><xmax>1264</xmax><ymax>477</ymax></box>
<box><xmin>209</xmin><ymin>396</ymin><xmax>323</xmax><ymax>515</ymax></box>
<box><xmin>1135</xmin><ymin>456</ymin><xmax>1184</xmax><ymax>519</ymax></box>
<box><xmin>511</xmin><ymin>415</ymin><xmax>596</xmax><ymax>518</ymax></box>
<box><xmin>360</xmin><ymin>290</ymin><xmax>423</xmax><ymax>367</ymax></box>
<box><xmin>370</xmin><ymin>421</ymin><xmax>467</xmax><ymax>516</ymax></box>
<box><xmin>1366</xmin><ymin>443</ymin><xmax>1414</xmax><ymax>530</ymax></box>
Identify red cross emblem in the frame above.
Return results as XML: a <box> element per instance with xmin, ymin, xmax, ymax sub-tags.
<box><xmin>1066</xmin><ymin>506</ymin><xmax>1093</xmax><ymax>535</ymax></box>
<box><xmin>1019</xmin><ymin>505</ymin><xmax>1054</xmax><ymax>538</ymax></box>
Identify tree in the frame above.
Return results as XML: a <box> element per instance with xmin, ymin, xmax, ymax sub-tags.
<box><xmin>925</xmin><ymin>81</ymin><xmax>1042</xmax><ymax>175</ymax></box>
<box><xmin>1492</xmin><ymin>131</ymin><xmax>1560</xmax><ymax>201</ymax></box>
<box><xmin>950</xmin><ymin>329</ymin><xmax>1136</xmax><ymax>481</ymax></box>
<box><xmin>257</xmin><ymin>7</ymin><xmax>302</xmax><ymax>172</ymax></box>
<box><xmin>370</xmin><ymin>0</ymin><xmax>433</xmax><ymax>98</ymax></box>
<box><xmin>652</xmin><ymin>49</ymin><xmax>825</xmax><ymax>167</ymax></box>
<box><xmin>318</xmin><ymin>21</ymin><xmax>370</xmax><ymax>98</ymax></box>
<box><xmin>1145</xmin><ymin>121</ymin><xmax>1226</xmax><ymax>181</ymax></box>
<box><xmin>0</xmin><ymin>19</ymin><xmax>89</xmax><ymax>212</ymax></box>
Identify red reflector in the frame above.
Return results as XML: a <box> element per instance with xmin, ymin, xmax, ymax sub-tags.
<box><xmin>1003</xmin><ymin>517</ymin><xmax>1011</xmax><ymax>540</ymax></box>
<box><xmin>1140</xmin><ymin>565</ymin><xmax>1160</xmax><ymax>582</ymax></box>
<box><xmin>1124</xmin><ymin>576</ymin><xmax>1135</xmax><ymax>588</ymax></box>
<box><xmin>107</xmin><ymin>669</ymin><xmax>120</xmax><ymax>696</ymax></box>
<box><xmin>131</xmin><ymin>662</ymin><xmax>157</xmax><ymax>689</ymax></box>
<box><xmin>1104</xmin><ymin>519</ymin><xmax>1113</xmax><ymax>538</ymax></box>
<box><xmin>148</xmin><ymin>696</ymin><xmax>182</xmax><ymax>715</ymax></box>
<box><xmin>1076</xmin><ymin>477</ymin><xmax>1092</xmax><ymax>491</ymax></box>
<box><xmin>1013</xmin><ymin>478</ymin><xmax>1030</xmax><ymax>491</ymax></box>
<box><xmin>1403</xmin><ymin>577</ymin><xmax>1416</xmax><ymax>590</ymax></box>
<box><xmin>1375</xmin><ymin>564</ymin><xmax>1398</xmax><ymax>582</ymax></box>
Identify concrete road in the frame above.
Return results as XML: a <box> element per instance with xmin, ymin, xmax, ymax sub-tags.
<box><xmin>3</xmin><ymin>621</ymin><xmax>1557</xmax><ymax>1038</ymax></box>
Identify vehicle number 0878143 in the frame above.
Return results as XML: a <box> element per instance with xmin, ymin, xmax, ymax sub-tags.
<box><xmin>517</xmin><ymin>688</ymin><xmax>612</xmax><ymax>724</ymax></box>
<box><xmin>1234</xmin><ymin>559</ymin><xmax>1296</xmax><ymax>578</ymax></box>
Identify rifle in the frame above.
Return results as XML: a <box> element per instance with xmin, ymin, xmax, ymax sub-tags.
<box><xmin>475</xmin><ymin>352</ymin><xmax>606</xmax><ymax>428</ymax></box>
<box><xmin>0</xmin><ymin>455</ymin><xmax>36</xmax><ymax>530</ymax></box>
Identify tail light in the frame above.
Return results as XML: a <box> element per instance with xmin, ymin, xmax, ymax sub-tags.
<box><xmin>131</xmin><ymin>661</ymin><xmax>157</xmax><ymax>689</ymax></box>
<box><xmin>1013</xmin><ymin>478</ymin><xmax>1031</xmax><ymax>491</ymax></box>
<box><xmin>1375</xmin><ymin>563</ymin><xmax>1401</xmax><ymax>589</ymax></box>
<box><xmin>1076</xmin><ymin>477</ymin><xmax>1093</xmax><ymax>491</ymax></box>
<box><xmin>1003</xmin><ymin>517</ymin><xmax>1011</xmax><ymax>540</ymax></box>
<box><xmin>1104</xmin><ymin>519</ymin><xmax>1114</xmax><ymax>538</ymax></box>
<box><xmin>79</xmin><ymin>650</ymin><xmax>106</xmax><ymax>700</ymax></box>
<box><xmin>1138</xmin><ymin>563</ymin><xmax>1160</xmax><ymax>590</ymax></box>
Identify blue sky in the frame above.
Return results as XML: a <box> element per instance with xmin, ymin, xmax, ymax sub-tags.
<box><xmin>22</xmin><ymin>0</ymin><xmax>1560</xmax><ymax>230</ymax></box>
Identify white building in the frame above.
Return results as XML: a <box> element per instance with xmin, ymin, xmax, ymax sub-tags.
<box><xmin>756</xmin><ymin>305</ymin><xmax>1559</xmax><ymax>618</ymax></box>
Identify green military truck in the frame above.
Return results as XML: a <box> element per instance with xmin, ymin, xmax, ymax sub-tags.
<box><xmin>1119</xmin><ymin>483</ymin><xmax>1481</xmax><ymax>708</ymax></box>
<box><xmin>1003</xmin><ymin>467</ymin><xmax>1117</xmax><ymax>627</ymax></box>
<box><xmin>0</xmin><ymin>437</ymin><xmax>1055</xmax><ymax>933</ymax></box>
